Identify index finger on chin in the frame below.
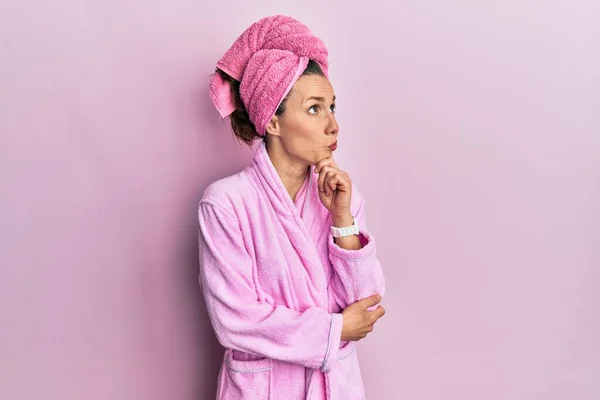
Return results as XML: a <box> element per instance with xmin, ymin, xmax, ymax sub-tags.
<box><xmin>315</xmin><ymin>157</ymin><xmax>336</xmax><ymax>173</ymax></box>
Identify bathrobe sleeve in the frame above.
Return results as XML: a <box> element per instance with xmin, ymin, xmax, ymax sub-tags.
<box><xmin>327</xmin><ymin>185</ymin><xmax>386</xmax><ymax>308</ymax></box>
<box><xmin>198</xmin><ymin>201</ymin><xmax>343</xmax><ymax>372</ymax></box>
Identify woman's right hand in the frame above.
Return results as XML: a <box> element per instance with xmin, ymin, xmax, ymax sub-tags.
<box><xmin>341</xmin><ymin>294</ymin><xmax>385</xmax><ymax>341</ymax></box>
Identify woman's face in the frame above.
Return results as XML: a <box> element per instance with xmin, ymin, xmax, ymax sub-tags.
<box><xmin>267</xmin><ymin>74</ymin><xmax>339</xmax><ymax>166</ymax></box>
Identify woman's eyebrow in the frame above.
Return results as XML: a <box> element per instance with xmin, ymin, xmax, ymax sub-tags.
<box><xmin>303</xmin><ymin>95</ymin><xmax>336</xmax><ymax>103</ymax></box>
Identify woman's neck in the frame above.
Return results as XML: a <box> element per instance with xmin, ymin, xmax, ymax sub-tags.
<box><xmin>265</xmin><ymin>138</ymin><xmax>309</xmax><ymax>201</ymax></box>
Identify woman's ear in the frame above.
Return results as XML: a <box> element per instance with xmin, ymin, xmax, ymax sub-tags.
<box><xmin>265</xmin><ymin>116</ymin><xmax>280</xmax><ymax>137</ymax></box>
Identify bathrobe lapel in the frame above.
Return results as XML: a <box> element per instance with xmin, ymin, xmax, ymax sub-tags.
<box><xmin>250</xmin><ymin>141</ymin><xmax>328</xmax><ymax>310</ymax></box>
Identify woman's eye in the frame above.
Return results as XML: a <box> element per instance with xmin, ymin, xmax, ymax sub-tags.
<box><xmin>330</xmin><ymin>104</ymin><xmax>336</xmax><ymax>113</ymax></box>
<box><xmin>308</xmin><ymin>105</ymin><xmax>319</xmax><ymax>114</ymax></box>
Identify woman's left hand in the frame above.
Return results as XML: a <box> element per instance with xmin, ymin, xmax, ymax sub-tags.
<box><xmin>315</xmin><ymin>157</ymin><xmax>353</xmax><ymax>226</ymax></box>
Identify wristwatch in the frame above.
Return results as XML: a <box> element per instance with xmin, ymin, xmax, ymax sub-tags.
<box><xmin>330</xmin><ymin>217</ymin><xmax>359</xmax><ymax>238</ymax></box>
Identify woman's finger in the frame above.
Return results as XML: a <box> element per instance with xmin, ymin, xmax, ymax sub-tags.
<box><xmin>334</xmin><ymin>173</ymin><xmax>351</xmax><ymax>192</ymax></box>
<box><xmin>318</xmin><ymin>166</ymin><xmax>337</xmax><ymax>193</ymax></box>
<box><xmin>324</xmin><ymin>170</ymin><xmax>336</xmax><ymax>196</ymax></box>
<box><xmin>318</xmin><ymin>166</ymin><xmax>332</xmax><ymax>193</ymax></box>
<box><xmin>329</xmin><ymin>172</ymin><xmax>351</xmax><ymax>195</ymax></box>
<box><xmin>323</xmin><ymin>169</ymin><xmax>341</xmax><ymax>196</ymax></box>
<box><xmin>315</xmin><ymin>157</ymin><xmax>338</xmax><ymax>173</ymax></box>
<box><xmin>327</xmin><ymin>175</ymin><xmax>339</xmax><ymax>195</ymax></box>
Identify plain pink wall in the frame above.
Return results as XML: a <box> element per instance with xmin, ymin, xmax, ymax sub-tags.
<box><xmin>1</xmin><ymin>1</ymin><xmax>598</xmax><ymax>399</ymax></box>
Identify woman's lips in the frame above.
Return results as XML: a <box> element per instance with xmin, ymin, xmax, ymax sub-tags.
<box><xmin>329</xmin><ymin>142</ymin><xmax>338</xmax><ymax>151</ymax></box>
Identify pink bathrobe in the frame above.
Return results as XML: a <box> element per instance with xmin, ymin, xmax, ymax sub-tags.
<box><xmin>198</xmin><ymin>141</ymin><xmax>385</xmax><ymax>399</ymax></box>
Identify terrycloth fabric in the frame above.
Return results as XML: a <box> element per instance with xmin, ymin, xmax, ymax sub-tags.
<box><xmin>198</xmin><ymin>141</ymin><xmax>386</xmax><ymax>399</ymax></box>
<box><xmin>209</xmin><ymin>15</ymin><xmax>329</xmax><ymax>135</ymax></box>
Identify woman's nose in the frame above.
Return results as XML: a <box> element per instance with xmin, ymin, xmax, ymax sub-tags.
<box><xmin>326</xmin><ymin>114</ymin><xmax>339</xmax><ymax>136</ymax></box>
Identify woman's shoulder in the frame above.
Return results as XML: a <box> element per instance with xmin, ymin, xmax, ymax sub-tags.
<box><xmin>199</xmin><ymin>169</ymin><xmax>254</xmax><ymax>212</ymax></box>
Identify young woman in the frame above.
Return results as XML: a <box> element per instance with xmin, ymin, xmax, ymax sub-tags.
<box><xmin>199</xmin><ymin>15</ymin><xmax>386</xmax><ymax>399</ymax></box>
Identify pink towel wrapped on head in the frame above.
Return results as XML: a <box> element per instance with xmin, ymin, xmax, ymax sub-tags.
<box><xmin>209</xmin><ymin>15</ymin><xmax>329</xmax><ymax>135</ymax></box>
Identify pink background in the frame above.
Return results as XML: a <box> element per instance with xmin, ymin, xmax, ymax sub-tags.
<box><xmin>1</xmin><ymin>1</ymin><xmax>599</xmax><ymax>399</ymax></box>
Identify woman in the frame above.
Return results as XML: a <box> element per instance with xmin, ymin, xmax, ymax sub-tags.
<box><xmin>199</xmin><ymin>15</ymin><xmax>386</xmax><ymax>399</ymax></box>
